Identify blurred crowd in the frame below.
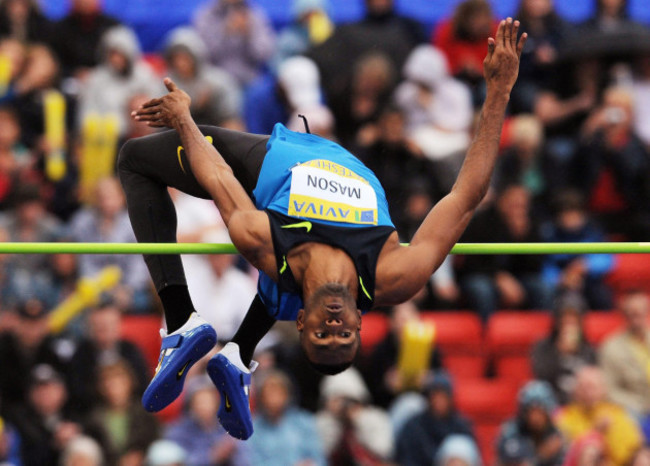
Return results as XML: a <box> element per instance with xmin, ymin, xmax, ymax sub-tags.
<box><xmin>0</xmin><ymin>0</ymin><xmax>650</xmax><ymax>464</ymax></box>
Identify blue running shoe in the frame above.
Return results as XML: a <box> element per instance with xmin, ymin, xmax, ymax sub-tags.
<box><xmin>142</xmin><ymin>312</ymin><xmax>216</xmax><ymax>412</ymax></box>
<box><xmin>207</xmin><ymin>342</ymin><xmax>258</xmax><ymax>440</ymax></box>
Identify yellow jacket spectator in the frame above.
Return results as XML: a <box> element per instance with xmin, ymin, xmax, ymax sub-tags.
<box><xmin>555</xmin><ymin>366</ymin><xmax>643</xmax><ymax>465</ymax></box>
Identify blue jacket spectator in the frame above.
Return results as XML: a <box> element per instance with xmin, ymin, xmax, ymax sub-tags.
<box><xmin>541</xmin><ymin>190</ymin><xmax>613</xmax><ymax>310</ymax></box>
<box><xmin>165</xmin><ymin>376</ymin><xmax>250</xmax><ymax>466</ymax></box>
<box><xmin>193</xmin><ymin>0</ymin><xmax>276</xmax><ymax>86</ymax></box>
<box><xmin>251</xmin><ymin>370</ymin><xmax>325</xmax><ymax>466</ymax></box>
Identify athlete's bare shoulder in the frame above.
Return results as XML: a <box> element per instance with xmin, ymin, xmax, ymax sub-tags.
<box><xmin>228</xmin><ymin>210</ymin><xmax>277</xmax><ymax>279</ymax></box>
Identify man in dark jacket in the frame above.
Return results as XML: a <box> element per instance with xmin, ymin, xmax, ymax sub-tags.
<box><xmin>396</xmin><ymin>373</ymin><xmax>474</xmax><ymax>466</ymax></box>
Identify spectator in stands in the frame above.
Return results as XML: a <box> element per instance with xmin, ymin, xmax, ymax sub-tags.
<box><xmin>555</xmin><ymin>365</ymin><xmax>643</xmax><ymax>466</ymax></box>
<box><xmin>358</xmin><ymin>105</ymin><xmax>435</xmax><ymax>220</ymax></box>
<box><xmin>497</xmin><ymin>381</ymin><xmax>565</xmax><ymax>466</ymax></box>
<box><xmin>632</xmin><ymin>54</ymin><xmax>650</xmax><ymax>149</ymax></box>
<box><xmin>329</xmin><ymin>52</ymin><xmax>396</xmax><ymax>149</ymax></box>
<box><xmin>68</xmin><ymin>303</ymin><xmax>150</xmax><ymax>414</ymax></box>
<box><xmin>573</xmin><ymin>86</ymin><xmax>650</xmax><ymax>240</ymax></box>
<box><xmin>0</xmin><ymin>106</ymin><xmax>31</xmax><ymax>210</ymax></box>
<box><xmin>11</xmin><ymin>364</ymin><xmax>86</xmax><ymax>466</ymax></box>
<box><xmin>163</xmin><ymin>27</ymin><xmax>243</xmax><ymax>129</ymax></box>
<box><xmin>511</xmin><ymin>0</ymin><xmax>572</xmax><ymax>114</ymax></box>
<box><xmin>394</xmin><ymin>45</ymin><xmax>473</xmax><ymax>191</ymax></box>
<box><xmin>54</xmin><ymin>0</ymin><xmax>119</xmax><ymax>80</ymax></box>
<box><xmin>307</xmin><ymin>0</ymin><xmax>421</xmax><ymax>116</ymax></box>
<box><xmin>0</xmin><ymin>299</ymin><xmax>70</xmax><ymax>419</ymax></box>
<box><xmin>435</xmin><ymin>435</ymin><xmax>482</xmax><ymax>466</ymax></box>
<box><xmin>67</xmin><ymin>176</ymin><xmax>151</xmax><ymax>311</ymax></box>
<box><xmin>60</xmin><ymin>435</ymin><xmax>105</xmax><ymax>466</ymax></box>
<box><xmin>531</xmin><ymin>291</ymin><xmax>597</xmax><ymax>405</ymax></box>
<box><xmin>187</xmin><ymin>229</ymin><xmax>257</xmax><ymax>341</ymax></box>
<box><xmin>192</xmin><ymin>0</ymin><xmax>276</xmax><ymax>86</ymax></box>
<box><xmin>244</xmin><ymin>55</ymin><xmax>322</xmax><ymax>134</ymax></box>
<box><xmin>363</xmin><ymin>301</ymin><xmax>443</xmax><ymax>408</ymax></box>
<box><xmin>145</xmin><ymin>440</ymin><xmax>188</xmax><ymax>466</ymax></box>
<box><xmin>495</xmin><ymin>114</ymin><xmax>547</xmax><ymax>201</ymax></box>
<box><xmin>38</xmin><ymin>250</ymin><xmax>79</xmax><ymax>310</ymax></box>
<box><xmin>272</xmin><ymin>0</ymin><xmax>334</xmax><ymax>68</ymax></box>
<box><xmin>396</xmin><ymin>372</ymin><xmax>474</xmax><ymax>466</ymax></box>
<box><xmin>533</xmin><ymin>58</ymin><xmax>599</xmax><ymax>190</ymax></box>
<box><xmin>6</xmin><ymin>44</ymin><xmax>63</xmax><ymax>148</ymax></box>
<box><xmin>89</xmin><ymin>360</ymin><xmax>159</xmax><ymax>465</ymax></box>
<box><xmin>0</xmin><ymin>414</ymin><xmax>21</xmax><ymax>466</ymax></box>
<box><xmin>599</xmin><ymin>290</ymin><xmax>650</xmax><ymax>421</ymax></box>
<box><xmin>52</xmin><ymin>0</ymin><xmax>121</xmax><ymax>79</ymax></box>
<box><xmin>540</xmin><ymin>190</ymin><xmax>613</xmax><ymax>310</ymax></box>
<box><xmin>316</xmin><ymin>367</ymin><xmax>393</xmax><ymax>465</ymax></box>
<box><xmin>0</xmin><ymin>0</ymin><xmax>53</xmax><ymax>45</ymax></box>
<box><xmin>165</xmin><ymin>375</ymin><xmax>250</xmax><ymax>465</ymax></box>
<box><xmin>580</xmin><ymin>0</ymin><xmax>647</xmax><ymax>34</ymax></box>
<box><xmin>77</xmin><ymin>26</ymin><xmax>162</xmax><ymax>137</ymax></box>
<box><xmin>251</xmin><ymin>369</ymin><xmax>325</xmax><ymax>466</ymax></box>
<box><xmin>457</xmin><ymin>184</ymin><xmax>551</xmax><ymax>321</ymax></box>
<box><xmin>431</xmin><ymin>0</ymin><xmax>498</xmax><ymax>102</ymax></box>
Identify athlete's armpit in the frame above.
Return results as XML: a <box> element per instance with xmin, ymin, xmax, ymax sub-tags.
<box><xmin>227</xmin><ymin>210</ymin><xmax>277</xmax><ymax>278</ymax></box>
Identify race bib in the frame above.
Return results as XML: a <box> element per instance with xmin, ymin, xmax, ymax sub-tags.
<box><xmin>288</xmin><ymin>160</ymin><xmax>378</xmax><ymax>225</ymax></box>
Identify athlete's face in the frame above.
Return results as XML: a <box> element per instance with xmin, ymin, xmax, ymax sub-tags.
<box><xmin>297</xmin><ymin>283</ymin><xmax>361</xmax><ymax>367</ymax></box>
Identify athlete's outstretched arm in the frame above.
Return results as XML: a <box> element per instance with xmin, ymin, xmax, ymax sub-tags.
<box><xmin>377</xmin><ymin>19</ymin><xmax>527</xmax><ymax>303</ymax></box>
<box><xmin>132</xmin><ymin>79</ymin><xmax>275</xmax><ymax>273</ymax></box>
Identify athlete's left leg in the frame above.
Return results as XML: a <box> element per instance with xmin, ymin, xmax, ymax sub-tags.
<box><xmin>117</xmin><ymin>126</ymin><xmax>269</xmax><ymax>413</ymax></box>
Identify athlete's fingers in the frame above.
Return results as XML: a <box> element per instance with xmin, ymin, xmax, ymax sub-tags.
<box><xmin>140</xmin><ymin>98</ymin><xmax>162</xmax><ymax>109</ymax></box>
<box><xmin>487</xmin><ymin>37</ymin><xmax>495</xmax><ymax>59</ymax></box>
<box><xmin>517</xmin><ymin>32</ymin><xmax>528</xmax><ymax>58</ymax></box>
<box><xmin>147</xmin><ymin>120</ymin><xmax>167</xmax><ymax>128</ymax></box>
<box><xmin>164</xmin><ymin>77</ymin><xmax>178</xmax><ymax>93</ymax></box>
<box><xmin>496</xmin><ymin>20</ymin><xmax>505</xmax><ymax>48</ymax></box>
<box><xmin>134</xmin><ymin>113</ymin><xmax>163</xmax><ymax>122</ymax></box>
<box><xmin>512</xmin><ymin>20</ymin><xmax>520</xmax><ymax>49</ymax></box>
<box><xmin>504</xmin><ymin>17</ymin><xmax>512</xmax><ymax>48</ymax></box>
<box><xmin>134</xmin><ymin>105</ymin><xmax>161</xmax><ymax>116</ymax></box>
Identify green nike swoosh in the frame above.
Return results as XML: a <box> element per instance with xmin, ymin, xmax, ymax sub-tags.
<box><xmin>176</xmin><ymin>359</ymin><xmax>192</xmax><ymax>380</ymax></box>
<box><xmin>281</xmin><ymin>221</ymin><xmax>312</xmax><ymax>233</ymax></box>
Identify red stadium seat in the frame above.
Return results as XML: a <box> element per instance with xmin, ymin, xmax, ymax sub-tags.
<box><xmin>121</xmin><ymin>314</ymin><xmax>163</xmax><ymax>370</ymax></box>
<box><xmin>583</xmin><ymin>312</ymin><xmax>624</xmax><ymax>345</ymax></box>
<box><xmin>606</xmin><ymin>254</ymin><xmax>650</xmax><ymax>296</ymax></box>
<box><xmin>494</xmin><ymin>355</ymin><xmax>533</xmax><ymax>385</ymax></box>
<box><xmin>420</xmin><ymin>311</ymin><xmax>483</xmax><ymax>355</ymax></box>
<box><xmin>359</xmin><ymin>312</ymin><xmax>390</xmax><ymax>354</ymax></box>
<box><xmin>443</xmin><ymin>354</ymin><xmax>486</xmax><ymax>380</ymax></box>
<box><xmin>454</xmin><ymin>378</ymin><xmax>519</xmax><ymax>422</ymax></box>
<box><xmin>486</xmin><ymin>311</ymin><xmax>551</xmax><ymax>356</ymax></box>
<box><xmin>474</xmin><ymin>422</ymin><xmax>502</xmax><ymax>466</ymax></box>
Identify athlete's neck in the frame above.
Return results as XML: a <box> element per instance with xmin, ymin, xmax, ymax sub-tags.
<box><xmin>288</xmin><ymin>243</ymin><xmax>359</xmax><ymax>301</ymax></box>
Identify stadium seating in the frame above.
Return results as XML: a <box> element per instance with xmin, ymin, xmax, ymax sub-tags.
<box><xmin>486</xmin><ymin>311</ymin><xmax>552</xmax><ymax>355</ymax></box>
<box><xmin>121</xmin><ymin>314</ymin><xmax>163</xmax><ymax>370</ymax></box>
<box><xmin>359</xmin><ymin>312</ymin><xmax>390</xmax><ymax>354</ymax></box>
<box><xmin>606</xmin><ymin>253</ymin><xmax>650</xmax><ymax>297</ymax></box>
<box><xmin>583</xmin><ymin>311</ymin><xmax>624</xmax><ymax>344</ymax></box>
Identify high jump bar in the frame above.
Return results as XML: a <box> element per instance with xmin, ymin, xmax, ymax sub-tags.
<box><xmin>0</xmin><ymin>242</ymin><xmax>650</xmax><ymax>254</ymax></box>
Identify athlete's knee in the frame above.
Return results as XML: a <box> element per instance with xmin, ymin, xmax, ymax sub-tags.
<box><xmin>117</xmin><ymin>138</ymin><xmax>138</xmax><ymax>174</ymax></box>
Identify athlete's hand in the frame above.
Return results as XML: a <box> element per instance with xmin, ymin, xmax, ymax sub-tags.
<box><xmin>132</xmin><ymin>77</ymin><xmax>191</xmax><ymax>129</ymax></box>
<box><xmin>483</xmin><ymin>18</ymin><xmax>527</xmax><ymax>95</ymax></box>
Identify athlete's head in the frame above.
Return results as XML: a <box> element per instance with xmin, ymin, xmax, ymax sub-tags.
<box><xmin>296</xmin><ymin>283</ymin><xmax>361</xmax><ymax>375</ymax></box>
